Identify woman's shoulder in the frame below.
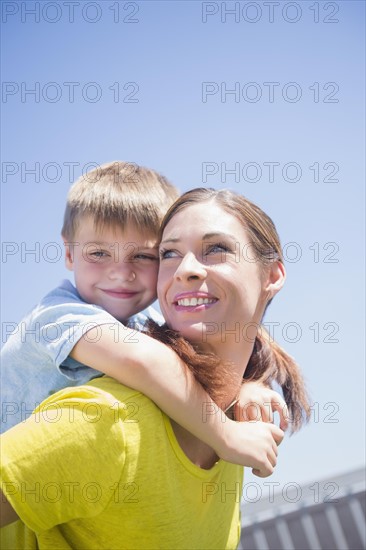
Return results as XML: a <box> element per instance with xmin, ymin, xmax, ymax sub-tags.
<box><xmin>38</xmin><ymin>376</ymin><xmax>147</xmax><ymax>407</ymax></box>
<box><xmin>87</xmin><ymin>375</ymin><xmax>148</xmax><ymax>405</ymax></box>
<box><xmin>31</xmin><ymin>376</ymin><xmax>161</xmax><ymax>430</ymax></box>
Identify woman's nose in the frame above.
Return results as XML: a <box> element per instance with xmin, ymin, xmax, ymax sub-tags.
<box><xmin>174</xmin><ymin>253</ymin><xmax>207</xmax><ymax>282</ymax></box>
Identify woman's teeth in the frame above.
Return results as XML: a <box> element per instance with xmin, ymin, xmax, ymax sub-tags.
<box><xmin>177</xmin><ymin>297</ymin><xmax>216</xmax><ymax>306</ymax></box>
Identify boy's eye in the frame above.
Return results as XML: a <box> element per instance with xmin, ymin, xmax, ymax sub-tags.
<box><xmin>88</xmin><ymin>250</ymin><xmax>109</xmax><ymax>260</ymax></box>
<box><xmin>134</xmin><ymin>253</ymin><xmax>159</xmax><ymax>261</ymax></box>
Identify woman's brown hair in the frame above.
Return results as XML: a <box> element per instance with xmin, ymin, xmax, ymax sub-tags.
<box><xmin>149</xmin><ymin>188</ymin><xmax>310</xmax><ymax>432</ymax></box>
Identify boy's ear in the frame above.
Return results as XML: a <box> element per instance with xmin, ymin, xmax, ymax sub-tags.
<box><xmin>263</xmin><ymin>261</ymin><xmax>286</xmax><ymax>299</ymax></box>
<box><xmin>63</xmin><ymin>239</ymin><xmax>74</xmax><ymax>271</ymax></box>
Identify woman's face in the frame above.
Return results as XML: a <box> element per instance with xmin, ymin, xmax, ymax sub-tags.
<box><xmin>158</xmin><ymin>201</ymin><xmax>270</xmax><ymax>346</ymax></box>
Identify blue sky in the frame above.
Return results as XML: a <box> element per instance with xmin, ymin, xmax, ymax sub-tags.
<box><xmin>1</xmin><ymin>0</ymin><xmax>365</xmax><ymax>497</ymax></box>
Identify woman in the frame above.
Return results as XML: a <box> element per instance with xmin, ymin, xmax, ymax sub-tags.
<box><xmin>0</xmin><ymin>188</ymin><xmax>309</xmax><ymax>549</ymax></box>
<box><xmin>155</xmin><ymin>188</ymin><xmax>309</xmax><ymax>430</ymax></box>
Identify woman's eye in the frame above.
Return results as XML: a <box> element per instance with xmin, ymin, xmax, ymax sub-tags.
<box><xmin>159</xmin><ymin>248</ymin><xmax>178</xmax><ymax>260</ymax></box>
<box><xmin>206</xmin><ymin>243</ymin><xmax>231</xmax><ymax>255</ymax></box>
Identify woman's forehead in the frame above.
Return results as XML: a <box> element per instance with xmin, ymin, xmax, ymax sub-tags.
<box><xmin>162</xmin><ymin>201</ymin><xmax>246</xmax><ymax>240</ymax></box>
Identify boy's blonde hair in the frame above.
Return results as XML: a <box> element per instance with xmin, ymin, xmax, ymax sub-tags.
<box><xmin>61</xmin><ymin>161</ymin><xmax>179</xmax><ymax>240</ymax></box>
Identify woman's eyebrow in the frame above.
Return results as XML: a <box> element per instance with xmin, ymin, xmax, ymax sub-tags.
<box><xmin>159</xmin><ymin>237</ymin><xmax>180</xmax><ymax>245</ymax></box>
<box><xmin>202</xmin><ymin>232</ymin><xmax>236</xmax><ymax>240</ymax></box>
<box><xmin>160</xmin><ymin>232</ymin><xmax>237</xmax><ymax>245</ymax></box>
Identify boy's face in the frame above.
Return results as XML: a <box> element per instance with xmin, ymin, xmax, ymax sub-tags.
<box><xmin>64</xmin><ymin>216</ymin><xmax>159</xmax><ymax>323</ymax></box>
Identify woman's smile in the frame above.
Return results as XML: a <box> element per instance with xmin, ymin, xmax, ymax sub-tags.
<box><xmin>173</xmin><ymin>291</ymin><xmax>219</xmax><ymax>310</ymax></box>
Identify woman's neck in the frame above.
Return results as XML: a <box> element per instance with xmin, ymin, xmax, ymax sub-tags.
<box><xmin>198</xmin><ymin>338</ymin><xmax>255</xmax><ymax>407</ymax></box>
<box><xmin>170</xmin><ymin>339</ymin><xmax>255</xmax><ymax>470</ymax></box>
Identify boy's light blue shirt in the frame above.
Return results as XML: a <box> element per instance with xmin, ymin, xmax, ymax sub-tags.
<box><xmin>0</xmin><ymin>279</ymin><xmax>164</xmax><ymax>433</ymax></box>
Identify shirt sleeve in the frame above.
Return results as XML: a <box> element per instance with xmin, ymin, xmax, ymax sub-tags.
<box><xmin>0</xmin><ymin>385</ymin><xmax>126</xmax><ymax>532</ymax></box>
<box><xmin>127</xmin><ymin>305</ymin><xmax>165</xmax><ymax>331</ymax></box>
<box><xmin>28</xmin><ymin>282</ymin><xmax>124</xmax><ymax>381</ymax></box>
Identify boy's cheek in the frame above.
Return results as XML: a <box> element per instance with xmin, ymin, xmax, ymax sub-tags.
<box><xmin>146</xmin><ymin>264</ymin><xmax>159</xmax><ymax>287</ymax></box>
<box><xmin>148</xmin><ymin>285</ymin><xmax>158</xmax><ymax>301</ymax></box>
<box><xmin>139</xmin><ymin>288</ymin><xmax>158</xmax><ymax>313</ymax></box>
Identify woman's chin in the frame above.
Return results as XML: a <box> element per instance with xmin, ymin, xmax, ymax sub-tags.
<box><xmin>170</xmin><ymin>322</ymin><xmax>215</xmax><ymax>348</ymax></box>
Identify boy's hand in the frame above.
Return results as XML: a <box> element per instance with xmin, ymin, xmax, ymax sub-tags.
<box><xmin>218</xmin><ymin>420</ymin><xmax>284</xmax><ymax>477</ymax></box>
<box><xmin>234</xmin><ymin>380</ymin><xmax>289</xmax><ymax>431</ymax></box>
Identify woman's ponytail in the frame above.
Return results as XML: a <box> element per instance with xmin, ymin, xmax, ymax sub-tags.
<box><xmin>146</xmin><ymin>321</ymin><xmax>310</xmax><ymax>432</ymax></box>
<box><xmin>244</xmin><ymin>325</ymin><xmax>311</xmax><ymax>432</ymax></box>
<box><xmin>146</xmin><ymin>321</ymin><xmax>238</xmax><ymax>408</ymax></box>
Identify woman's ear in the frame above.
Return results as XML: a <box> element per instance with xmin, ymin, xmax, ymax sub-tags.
<box><xmin>264</xmin><ymin>261</ymin><xmax>286</xmax><ymax>299</ymax></box>
<box><xmin>63</xmin><ymin>239</ymin><xmax>74</xmax><ymax>271</ymax></box>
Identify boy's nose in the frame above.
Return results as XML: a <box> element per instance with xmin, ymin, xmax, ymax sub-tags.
<box><xmin>108</xmin><ymin>263</ymin><xmax>136</xmax><ymax>283</ymax></box>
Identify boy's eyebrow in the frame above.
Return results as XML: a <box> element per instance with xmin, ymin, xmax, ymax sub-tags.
<box><xmin>160</xmin><ymin>232</ymin><xmax>237</xmax><ymax>245</ymax></box>
<box><xmin>83</xmin><ymin>240</ymin><xmax>158</xmax><ymax>249</ymax></box>
<box><xmin>84</xmin><ymin>241</ymin><xmax>159</xmax><ymax>253</ymax></box>
<box><xmin>132</xmin><ymin>245</ymin><xmax>160</xmax><ymax>253</ymax></box>
<box><xmin>84</xmin><ymin>240</ymin><xmax>109</xmax><ymax>245</ymax></box>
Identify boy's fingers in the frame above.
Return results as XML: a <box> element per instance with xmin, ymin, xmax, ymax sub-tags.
<box><xmin>234</xmin><ymin>397</ymin><xmax>290</xmax><ymax>432</ymax></box>
<box><xmin>262</xmin><ymin>403</ymin><xmax>273</xmax><ymax>424</ymax></box>
<box><xmin>235</xmin><ymin>402</ymin><xmax>262</xmax><ymax>422</ymax></box>
<box><xmin>272</xmin><ymin>399</ymin><xmax>289</xmax><ymax>431</ymax></box>
<box><xmin>271</xmin><ymin>425</ymin><xmax>285</xmax><ymax>445</ymax></box>
<box><xmin>249</xmin><ymin>403</ymin><xmax>263</xmax><ymax>422</ymax></box>
<box><xmin>269</xmin><ymin>448</ymin><xmax>278</xmax><ymax>467</ymax></box>
<box><xmin>252</xmin><ymin>462</ymin><xmax>274</xmax><ymax>478</ymax></box>
<box><xmin>234</xmin><ymin>402</ymin><xmax>247</xmax><ymax>422</ymax></box>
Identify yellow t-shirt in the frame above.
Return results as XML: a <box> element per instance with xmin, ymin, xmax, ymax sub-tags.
<box><xmin>1</xmin><ymin>376</ymin><xmax>243</xmax><ymax>549</ymax></box>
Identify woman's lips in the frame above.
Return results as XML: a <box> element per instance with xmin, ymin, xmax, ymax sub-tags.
<box><xmin>172</xmin><ymin>292</ymin><xmax>218</xmax><ymax>311</ymax></box>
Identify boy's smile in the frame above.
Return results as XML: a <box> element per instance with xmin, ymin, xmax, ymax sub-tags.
<box><xmin>64</xmin><ymin>216</ymin><xmax>159</xmax><ymax>323</ymax></box>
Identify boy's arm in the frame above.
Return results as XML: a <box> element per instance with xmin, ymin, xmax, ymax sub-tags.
<box><xmin>70</xmin><ymin>324</ymin><xmax>284</xmax><ymax>474</ymax></box>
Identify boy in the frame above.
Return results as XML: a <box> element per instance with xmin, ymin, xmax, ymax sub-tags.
<box><xmin>1</xmin><ymin>161</ymin><xmax>287</xmax><ymax>472</ymax></box>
